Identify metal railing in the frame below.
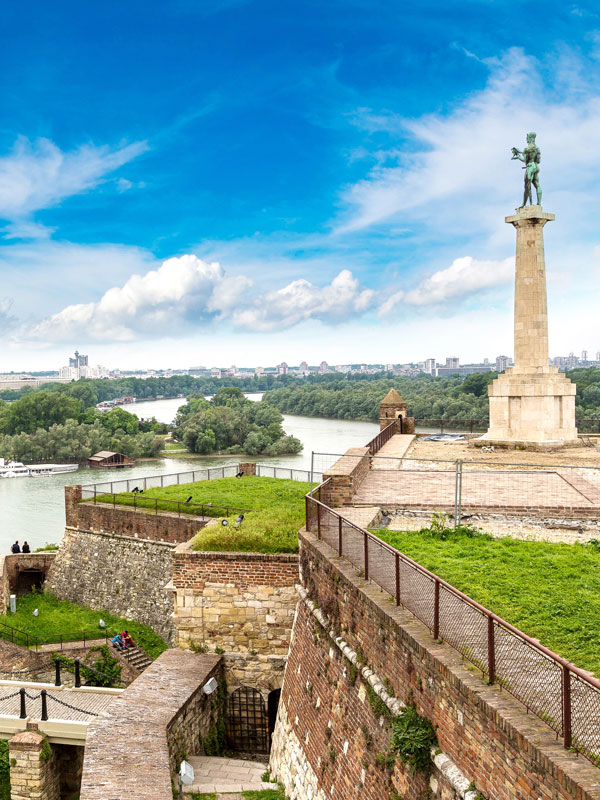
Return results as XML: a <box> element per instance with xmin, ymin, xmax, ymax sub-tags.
<box><xmin>82</xmin><ymin>489</ymin><xmax>251</xmax><ymax>519</ymax></box>
<box><xmin>0</xmin><ymin>620</ymin><xmax>110</xmax><ymax>651</ymax></box>
<box><xmin>80</xmin><ymin>463</ymin><xmax>240</xmax><ymax>494</ymax></box>
<box><xmin>305</xmin><ymin>489</ymin><xmax>600</xmax><ymax>765</ymax></box>
<box><xmin>366</xmin><ymin>422</ymin><xmax>397</xmax><ymax>454</ymax></box>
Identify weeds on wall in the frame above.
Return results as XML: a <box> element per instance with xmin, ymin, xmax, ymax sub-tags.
<box><xmin>389</xmin><ymin>705</ymin><xmax>437</xmax><ymax>775</ymax></box>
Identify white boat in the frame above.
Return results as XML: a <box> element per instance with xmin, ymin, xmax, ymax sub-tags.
<box><xmin>0</xmin><ymin>459</ymin><xmax>79</xmax><ymax>478</ymax></box>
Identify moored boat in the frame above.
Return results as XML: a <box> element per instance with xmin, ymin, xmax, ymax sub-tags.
<box><xmin>0</xmin><ymin>459</ymin><xmax>79</xmax><ymax>478</ymax></box>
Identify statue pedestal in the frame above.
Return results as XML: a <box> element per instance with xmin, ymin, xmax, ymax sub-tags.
<box><xmin>472</xmin><ymin>205</ymin><xmax>579</xmax><ymax>450</ymax></box>
<box><xmin>472</xmin><ymin>365</ymin><xmax>580</xmax><ymax>450</ymax></box>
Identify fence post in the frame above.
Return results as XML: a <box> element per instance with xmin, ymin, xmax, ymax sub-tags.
<box><xmin>317</xmin><ymin>504</ymin><xmax>322</xmax><ymax>540</ymax></box>
<box><xmin>364</xmin><ymin>532</ymin><xmax>369</xmax><ymax>580</ymax></box>
<box><xmin>487</xmin><ymin>616</ymin><xmax>495</xmax><ymax>684</ymax></box>
<box><xmin>133</xmin><ymin>493</ymin><xmax>136</xmax><ymax>512</ymax></box>
<box><xmin>19</xmin><ymin>688</ymin><xmax>26</xmax><ymax>719</ymax></box>
<box><xmin>74</xmin><ymin>658</ymin><xmax>81</xmax><ymax>688</ymax></box>
<box><xmin>395</xmin><ymin>553</ymin><xmax>400</xmax><ymax>606</ymax></box>
<box><xmin>454</xmin><ymin>461</ymin><xmax>460</xmax><ymax>527</ymax></box>
<box><xmin>457</xmin><ymin>460</ymin><xmax>463</xmax><ymax>526</ymax></box>
<box><xmin>562</xmin><ymin>666</ymin><xmax>572</xmax><ymax>749</ymax></box>
<box><xmin>94</xmin><ymin>487</ymin><xmax>97</xmax><ymax>505</ymax></box>
<box><xmin>55</xmin><ymin>657</ymin><xmax>61</xmax><ymax>686</ymax></box>
<box><xmin>41</xmin><ymin>689</ymin><xmax>48</xmax><ymax>721</ymax></box>
<box><xmin>433</xmin><ymin>580</ymin><xmax>440</xmax><ymax>640</ymax></box>
<box><xmin>305</xmin><ymin>496</ymin><xmax>310</xmax><ymax>530</ymax></box>
<box><xmin>161</xmin><ymin>475</ymin><xmax>164</xmax><ymax>487</ymax></box>
<box><xmin>338</xmin><ymin>516</ymin><xmax>343</xmax><ymax>556</ymax></box>
<box><xmin>155</xmin><ymin>498</ymin><xmax>158</xmax><ymax>515</ymax></box>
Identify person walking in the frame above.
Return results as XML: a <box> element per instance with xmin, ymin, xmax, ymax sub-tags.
<box><xmin>21</xmin><ymin>542</ymin><xmax>30</xmax><ymax>553</ymax></box>
<box><xmin>11</xmin><ymin>541</ymin><xmax>20</xmax><ymax>554</ymax></box>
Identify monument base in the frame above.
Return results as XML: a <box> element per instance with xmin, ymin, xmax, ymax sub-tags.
<box><xmin>473</xmin><ymin>365</ymin><xmax>579</xmax><ymax>449</ymax></box>
<box><xmin>470</xmin><ymin>436</ymin><xmax>582</xmax><ymax>451</ymax></box>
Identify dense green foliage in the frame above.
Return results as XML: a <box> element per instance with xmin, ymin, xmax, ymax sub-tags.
<box><xmin>0</xmin><ymin>740</ymin><xmax>8</xmax><ymax>800</ymax></box>
<box><xmin>5</xmin><ymin>592</ymin><xmax>168</xmax><ymax>659</ymax></box>
<box><xmin>263</xmin><ymin>376</ymin><xmax>491</xmax><ymax>421</ymax></box>
<box><xmin>173</xmin><ymin>387</ymin><xmax>302</xmax><ymax>455</ymax></box>
<box><xmin>59</xmin><ymin>644</ymin><xmax>122</xmax><ymax>687</ymax></box>
<box><xmin>101</xmin><ymin>476</ymin><xmax>308</xmax><ymax>553</ymax></box>
<box><xmin>0</xmin><ymin>390</ymin><xmax>163</xmax><ymax>462</ymax></box>
<box><xmin>374</xmin><ymin>527</ymin><xmax>600</xmax><ymax>676</ymax></box>
<box><xmin>263</xmin><ymin>370</ymin><xmax>600</xmax><ymax>422</ymax></box>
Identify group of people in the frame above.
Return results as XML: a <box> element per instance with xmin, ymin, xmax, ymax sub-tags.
<box><xmin>112</xmin><ymin>631</ymin><xmax>134</xmax><ymax>651</ymax></box>
<box><xmin>10</xmin><ymin>540</ymin><xmax>30</xmax><ymax>553</ymax></box>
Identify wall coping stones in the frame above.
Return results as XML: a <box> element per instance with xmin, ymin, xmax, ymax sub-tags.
<box><xmin>63</xmin><ymin>525</ymin><xmax>177</xmax><ymax>549</ymax></box>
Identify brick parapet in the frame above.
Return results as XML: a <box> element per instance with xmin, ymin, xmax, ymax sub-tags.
<box><xmin>9</xmin><ymin>729</ymin><xmax>60</xmax><ymax>800</ymax></box>
<box><xmin>323</xmin><ymin>447</ymin><xmax>371</xmax><ymax>507</ymax></box>
<box><xmin>65</xmin><ymin>484</ymin><xmax>203</xmax><ymax>544</ymax></box>
<box><xmin>272</xmin><ymin>529</ymin><xmax>600</xmax><ymax>800</ymax></box>
<box><xmin>80</xmin><ymin>650</ymin><xmax>222</xmax><ymax>800</ymax></box>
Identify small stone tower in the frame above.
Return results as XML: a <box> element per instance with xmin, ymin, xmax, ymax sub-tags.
<box><xmin>379</xmin><ymin>389</ymin><xmax>415</xmax><ymax>434</ymax></box>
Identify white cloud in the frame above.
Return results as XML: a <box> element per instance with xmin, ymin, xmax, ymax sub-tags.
<box><xmin>404</xmin><ymin>256</ymin><xmax>513</xmax><ymax>306</ymax></box>
<box><xmin>231</xmin><ymin>269</ymin><xmax>376</xmax><ymax>332</ymax></box>
<box><xmin>0</xmin><ymin>136</ymin><xmax>148</xmax><ymax>222</ymax></box>
<box><xmin>24</xmin><ymin>258</ymin><xmax>377</xmax><ymax>342</ymax></box>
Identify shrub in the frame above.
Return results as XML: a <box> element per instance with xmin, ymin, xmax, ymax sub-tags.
<box><xmin>389</xmin><ymin>705</ymin><xmax>437</xmax><ymax>775</ymax></box>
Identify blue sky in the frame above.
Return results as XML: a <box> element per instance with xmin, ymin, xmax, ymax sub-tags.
<box><xmin>2</xmin><ymin>0</ymin><xmax>600</xmax><ymax>370</ymax></box>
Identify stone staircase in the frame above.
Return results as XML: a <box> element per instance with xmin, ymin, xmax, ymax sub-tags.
<box><xmin>183</xmin><ymin>755</ymin><xmax>279</xmax><ymax>794</ymax></box>
<box><xmin>111</xmin><ymin>643</ymin><xmax>153</xmax><ymax>672</ymax></box>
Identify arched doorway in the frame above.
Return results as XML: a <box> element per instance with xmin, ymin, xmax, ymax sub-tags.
<box><xmin>16</xmin><ymin>569</ymin><xmax>45</xmax><ymax>595</ymax></box>
<box><xmin>225</xmin><ymin>687</ymin><xmax>269</xmax><ymax>754</ymax></box>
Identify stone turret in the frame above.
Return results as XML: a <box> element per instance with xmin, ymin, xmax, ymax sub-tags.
<box><xmin>379</xmin><ymin>389</ymin><xmax>415</xmax><ymax>434</ymax></box>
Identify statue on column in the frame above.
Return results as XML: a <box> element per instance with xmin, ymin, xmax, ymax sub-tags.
<box><xmin>511</xmin><ymin>132</ymin><xmax>542</xmax><ymax>207</ymax></box>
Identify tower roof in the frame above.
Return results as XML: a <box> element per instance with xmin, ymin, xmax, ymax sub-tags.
<box><xmin>380</xmin><ymin>388</ymin><xmax>406</xmax><ymax>406</ymax></box>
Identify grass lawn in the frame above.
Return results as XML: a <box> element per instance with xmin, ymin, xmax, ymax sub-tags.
<box><xmin>375</xmin><ymin>528</ymin><xmax>600</xmax><ymax>677</ymax></box>
<box><xmin>95</xmin><ymin>476</ymin><xmax>309</xmax><ymax>553</ymax></box>
<box><xmin>4</xmin><ymin>593</ymin><xmax>169</xmax><ymax>659</ymax></box>
<box><xmin>161</xmin><ymin>441</ymin><xmax>188</xmax><ymax>451</ymax></box>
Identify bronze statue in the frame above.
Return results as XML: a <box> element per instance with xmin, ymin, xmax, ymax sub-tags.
<box><xmin>511</xmin><ymin>132</ymin><xmax>542</xmax><ymax>206</ymax></box>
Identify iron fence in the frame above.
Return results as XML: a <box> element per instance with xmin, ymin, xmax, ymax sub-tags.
<box><xmin>305</xmin><ymin>489</ymin><xmax>600</xmax><ymax>764</ymax></box>
<box><xmin>80</xmin><ymin>488</ymin><xmax>251</xmax><ymax>519</ymax></box>
<box><xmin>366</xmin><ymin>421</ymin><xmax>397</xmax><ymax>454</ymax></box>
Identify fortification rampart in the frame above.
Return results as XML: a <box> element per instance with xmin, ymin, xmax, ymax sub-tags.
<box><xmin>322</xmin><ymin>447</ymin><xmax>371</xmax><ymax>506</ymax></box>
<box><xmin>79</xmin><ymin>650</ymin><xmax>222</xmax><ymax>800</ymax></box>
<box><xmin>0</xmin><ymin>553</ymin><xmax>56</xmax><ymax>613</ymax></box>
<box><xmin>270</xmin><ymin>529</ymin><xmax>600</xmax><ymax>800</ymax></box>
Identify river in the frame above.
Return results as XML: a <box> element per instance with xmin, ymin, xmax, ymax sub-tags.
<box><xmin>0</xmin><ymin>396</ymin><xmax>378</xmax><ymax>552</ymax></box>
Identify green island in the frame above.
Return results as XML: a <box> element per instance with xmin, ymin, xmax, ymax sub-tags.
<box><xmin>2</xmin><ymin>592</ymin><xmax>168</xmax><ymax>659</ymax></box>
<box><xmin>95</xmin><ymin>476</ymin><xmax>309</xmax><ymax>554</ymax></box>
<box><xmin>376</xmin><ymin>525</ymin><xmax>600</xmax><ymax>677</ymax></box>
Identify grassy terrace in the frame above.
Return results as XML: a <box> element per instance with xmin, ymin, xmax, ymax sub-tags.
<box><xmin>3</xmin><ymin>593</ymin><xmax>168</xmax><ymax>659</ymax></box>
<box><xmin>375</xmin><ymin>527</ymin><xmax>600</xmax><ymax>678</ymax></box>
<box><xmin>93</xmin><ymin>476</ymin><xmax>310</xmax><ymax>553</ymax></box>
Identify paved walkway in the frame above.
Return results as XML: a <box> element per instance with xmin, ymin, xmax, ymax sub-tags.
<box><xmin>184</xmin><ymin>755</ymin><xmax>278</xmax><ymax>794</ymax></box>
<box><xmin>371</xmin><ymin>434</ymin><xmax>415</xmax><ymax>467</ymax></box>
<box><xmin>353</xmin><ymin>467</ymin><xmax>600</xmax><ymax>512</ymax></box>
<box><xmin>338</xmin><ymin>506</ymin><xmax>381</xmax><ymax>528</ymax></box>
<box><xmin>0</xmin><ymin>685</ymin><xmax>115</xmax><ymax>722</ymax></box>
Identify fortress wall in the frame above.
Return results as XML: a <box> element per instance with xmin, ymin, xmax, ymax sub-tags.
<box><xmin>269</xmin><ymin>529</ymin><xmax>600</xmax><ymax>800</ymax></box>
<box><xmin>64</xmin><ymin>485</ymin><xmax>205</xmax><ymax>544</ymax></box>
<box><xmin>46</xmin><ymin>527</ymin><xmax>176</xmax><ymax>642</ymax></box>
<box><xmin>323</xmin><ymin>447</ymin><xmax>371</xmax><ymax>506</ymax></box>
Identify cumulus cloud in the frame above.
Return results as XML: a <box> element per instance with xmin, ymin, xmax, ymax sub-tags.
<box><xmin>25</xmin><ymin>257</ymin><xmax>377</xmax><ymax>342</ymax></box>
<box><xmin>231</xmin><ymin>270</ymin><xmax>376</xmax><ymax>332</ymax></box>
<box><xmin>0</xmin><ymin>136</ymin><xmax>148</xmax><ymax>222</ymax></box>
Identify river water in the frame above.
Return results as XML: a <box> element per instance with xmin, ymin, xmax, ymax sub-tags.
<box><xmin>0</xmin><ymin>396</ymin><xmax>378</xmax><ymax>552</ymax></box>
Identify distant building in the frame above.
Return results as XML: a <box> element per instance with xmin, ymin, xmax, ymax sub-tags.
<box><xmin>495</xmin><ymin>355</ymin><xmax>512</xmax><ymax>373</ymax></box>
<box><xmin>210</xmin><ymin>368</ymin><xmax>222</xmax><ymax>379</ymax></box>
<box><xmin>319</xmin><ymin>361</ymin><xmax>329</xmax><ymax>374</ymax></box>
<box><xmin>582</xmin><ymin>350</ymin><xmax>588</xmax><ymax>363</ymax></box>
<box><xmin>88</xmin><ymin>451</ymin><xmax>135</xmax><ymax>469</ymax></box>
<box><xmin>277</xmin><ymin>362</ymin><xmax>288</xmax><ymax>375</ymax></box>
<box><xmin>69</xmin><ymin>351</ymin><xmax>88</xmax><ymax>369</ymax></box>
<box><xmin>424</xmin><ymin>358</ymin><xmax>436</xmax><ymax>374</ymax></box>
<box><xmin>445</xmin><ymin>357</ymin><xmax>459</xmax><ymax>369</ymax></box>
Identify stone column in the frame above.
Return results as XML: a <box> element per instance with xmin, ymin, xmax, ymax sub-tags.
<box><xmin>506</xmin><ymin>205</ymin><xmax>554</xmax><ymax>368</ymax></box>
<box><xmin>475</xmin><ymin>205</ymin><xmax>579</xmax><ymax>449</ymax></box>
<box><xmin>9</xmin><ymin>728</ymin><xmax>60</xmax><ymax>800</ymax></box>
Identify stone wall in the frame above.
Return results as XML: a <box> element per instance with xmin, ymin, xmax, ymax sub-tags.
<box><xmin>322</xmin><ymin>447</ymin><xmax>371</xmax><ymax>507</ymax></box>
<box><xmin>269</xmin><ymin>529</ymin><xmax>600</xmax><ymax>800</ymax></box>
<box><xmin>9</xmin><ymin>727</ymin><xmax>60</xmax><ymax>800</ymax></box>
<box><xmin>172</xmin><ymin>540</ymin><xmax>298</xmax><ymax>657</ymax></box>
<box><xmin>80</xmin><ymin>650</ymin><xmax>222</xmax><ymax>800</ymax></box>
<box><xmin>65</xmin><ymin>484</ymin><xmax>206</xmax><ymax>543</ymax></box>
<box><xmin>46</xmin><ymin>527</ymin><xmax>176</xmax><ymax>642</ymax></box>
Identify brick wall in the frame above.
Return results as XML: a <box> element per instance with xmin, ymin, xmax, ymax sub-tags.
<box><xmin>172</xmin><ymin>541</ymin><xmax>298</xmax><ymax>658</ymax></box>
<box><xmin>9</xmin><ymin>727</ymin><xmax>60</xmax><ymax>800</ymax></box>
<box><xmin>323</xmin><ymin>447</ymin><xmax>371</xmax><ymax>507</ymax></box>
<box><xmin>65</xmin><ymin>485</ymin><xmax>205</xmax><ymax>544</ymax></box>
<box><xmin>80</xmin><ymin>650</ymin><xmax>222</xmax><ymax>800</ymax></box>
<box><xmin>270</xmin><ymin>529</ymin><xmax>600</xmax><ymax>800</ymax></box>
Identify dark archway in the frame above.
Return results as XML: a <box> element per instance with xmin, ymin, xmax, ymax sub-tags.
<box><xmin>225</xmin><ymin>687</ymin><xmax>269</xmax><ymax>754</ymax></box>
<box><xmin>267</xmin><ymin>689</ymin><xmax>281</xmax><ymax>746</ymax></box>
<box><xmin>16</xmin><ymin>569</ymin><xmax>45</xmax><ymax>595</ymax></box>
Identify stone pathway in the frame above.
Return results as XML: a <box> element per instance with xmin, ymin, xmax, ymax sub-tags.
<box><xmin>337</xmin><ymin>506</ymin><xmax>381</xmax><ymax>529</ymax></box>
<box><xmin>371</xmin><ymin>434</ymin><xmax>415</xmax><ymax>467</ymax></box>
<box><xmin>184</xmin><ymin>755</ymin><xmax>278</xmax><ymax>794</ymax></box>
